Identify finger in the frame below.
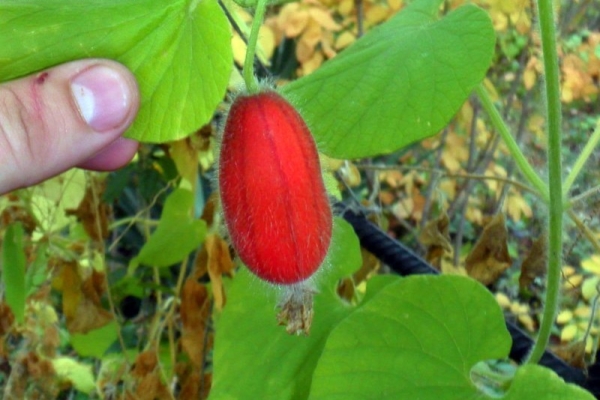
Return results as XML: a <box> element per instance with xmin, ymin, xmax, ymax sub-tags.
<box><xmin>77</xmin><ymin>137</ymin><xmax>139</xmax><ymax>171</ymax></box>
<box><xmin>0</xmin><ymin>59</ymin><xmax>139</xmax><ymax>194</ymax></box>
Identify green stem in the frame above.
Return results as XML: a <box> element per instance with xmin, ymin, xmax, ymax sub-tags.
<box><xmin>243</xmin><ymin>0</ymin><xmax>269</xmax><ymax>94</ymax></box>
<box><xmin>526</xmin><ymin>0</ymin><xmax>563</xmax><ymax>365</ymax></box>
<box><xmin>563</xmin><ymin>119</ymin><xmax>600</xmax><ymax>198</ymax></box>
<box><xmin>475</xmin><ymin>84</ymin><xmax>549</xmax><ymax>202</ymax></box>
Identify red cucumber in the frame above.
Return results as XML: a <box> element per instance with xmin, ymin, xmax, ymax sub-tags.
<box><xmin>219</xmin><ymin>90</ymin><xmax>332</xmax><ymax>285</ymax></box>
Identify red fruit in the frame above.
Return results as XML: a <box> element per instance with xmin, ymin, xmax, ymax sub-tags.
<box><xmin>219</xmin><ymin>91</ymin><xmax>332</xmax><ymax>285</ymax></box>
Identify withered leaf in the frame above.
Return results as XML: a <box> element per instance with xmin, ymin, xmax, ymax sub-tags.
<box><xmin>337</xmin><ymin>248</ymin><xmax>379</xmax><ymax>302</ymax></box>
<box><xmin>130</xmin><ymin>351</ymin><xmax>170</xmax><ymax>400</ymax></box>
<box><xmin>519</xmin><ymin>235</ymin><xmax>547</xmax><ymax>291</ymax></box>
<box><xmin>52</xmin><ymin>260</ymin><xmax>113</xmax><ymax>334</ymax></box>
<box><xmin>176</xmin><ymin>362</ymin><xmax>212</xmax><ymax>400</ymax></box>
<box><xmin>180</xmin><ymin>278</ymin><xmax>211</xmax><ymax>368</ymax></box>
<box><xmin>0</xmin><ymin>194</ymin><xmax>36</xmax><ymax>233</ymax></box>
<box><xmin>552</xmin><ymin>340</ymin><xmax>587</xmax><ymax>370</ymax></box>
<box><xmin>196</xmin><ymin>234</ymin><xmax>235</xmax><ymax>311</ymax></box>
<box><xmin>65</xmin><ymin>178</ymin><xmax>110</xmax><ymax>242</ymax></box>
<box><xmin>465</xmin><ymin>213</ymin><xmax>512</xmax><ymax>286</ymax></box>
<box><xmin>170</xmin><ymin>138</ymin><xmax>199</xmax><ymax>188</ymax></box>
<box><xmin>0</xmin><ymin>303</ymin><xmax>14</xmax><ymax>336</ymax></box>
<box><xmin>419</xmin><ymin>211</ymin><xmax>453</xmax><ymax>268</ymax></box>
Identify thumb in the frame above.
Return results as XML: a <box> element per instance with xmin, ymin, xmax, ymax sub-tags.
<box><xmin>0</xmin><ymin>59</ymin><xmax>139</xmax><ymax>194</ymax></box>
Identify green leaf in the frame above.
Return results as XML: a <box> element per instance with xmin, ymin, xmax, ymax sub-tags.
<box><xmin>309</xmin><ymin>275</ymin><xmax>509</xmax><ymax>399</ymax></box>
<box><xmin>505</xmin><ymin>364</ymin><xmax>594</xmax><ymax>400</ymax></box>
<box><xmin>132</xmin><ymin>188</ymin><xmax>206</xmax><ymax>268</ymax></box>
<box><xmin>280</xmin><ymin>0</ymin><xmax>495</xmax><ymax>158</ymax></box>
<box><xmin>0</xmin><ymin>0</ymin><xmax>232</xmax><ymax>143</ymax></box>
<box><xmin>316</xmin><ymin>218</ymin><xmax>363</xmax><ymax>289</ymax></box>
<box><xmin>308</xmin><ymin>275</ymin><xmax>593</xmax><ymax>399</ymax></box>
<box><xmin>26</xmin><ymin>242</ymin><xmax>49</xmax><ymax>297</ymax></box>
<box><xmin>2</xmin><ymin>223</ymin><xmax>26</xmax><ymax>324</ymax></box>
<box><xmin>211</xmin><ymin>217</ymin><xmax>365</xmax><ymax>400</ymax></box>
<box><xmin>52</xmin><ymin>357</ymin><xmax>96</xmax><ymax>394</ymax></box>
<box><xmin>231</xmin><ymin>0</ymin><xmax>295</xmax><ymax>8</ymax></box>
<box><xmin>71</xmin><ymin>321</ymin><xmax>119</xmax><ymax>358</ymax></box>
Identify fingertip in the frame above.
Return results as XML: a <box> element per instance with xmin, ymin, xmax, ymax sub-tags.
<box><xmin>77</xmin><ymin>137</ymin><xmax>139</xmax><ymax>171</ymax></box>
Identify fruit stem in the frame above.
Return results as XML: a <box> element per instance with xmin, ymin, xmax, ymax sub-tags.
<box><xmin>525</xmin><ymin>0</ymin><xmax>563</xmax><ymax>365</ymax></box>
<box><xmin>243</xmin><ymin>0</ymin><xmax>268</xmax><ymax>94</ymax></box>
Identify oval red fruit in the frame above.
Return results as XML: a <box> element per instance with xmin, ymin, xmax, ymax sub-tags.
<box><xmin>219</xmin><ymin>91</ymin><xmax>332</xmax><ymax>285</ymax></box>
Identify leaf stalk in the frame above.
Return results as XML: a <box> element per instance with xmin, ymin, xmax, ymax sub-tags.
<box><xmin>525</xmin><ymin>0</ymin><xmax>564</xmax><ymax>365</ymax></box>
<box><xmin>243</xmin><ymin>0</ymin><xmax>268</xmax><ymax>94</ymax></box>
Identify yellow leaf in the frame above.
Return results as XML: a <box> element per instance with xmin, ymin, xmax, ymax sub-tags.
<box><xmin>582</xmin><ymin>276</ymin><xmax>600</xmax><ymax>301</ymax></box>
<box><xmin>335</xmin><ymin>31</ymin><xmax>356</xmax><ymax>50</ymax></box>
<box><xmin>231</xmin><ymin>33</ymin><xmax>246</xmax><ymax>66</ymax></box>
<box><xmin>258</xmin><ymin>25</ymin><xmax>275</xmax><ymax>61</ymax></box>
<box><xmin>308</xmin><ymin>7</ymin><xmax>340</xmax><ymax>31</ymax></box>
<box><xmin>278</xmin><ymin>4</ymin><xmax>309</xmax><ymax>37</ymax></box>
<box><xmin>563</xmin><ymin>265</ymin><xmax>576</xmax><ymax>276</ymax></box>
<box><xmin>300</xmin><ymin>19</ymin><xmax>323</xmax><ymax>49</ymax></box>
<box><xmin>299</xmin><ymin>50</ymin><xmax>324</xmax><ymax>75</ymax></box>
<box><xmin>506</xmin><ymin>193</ymin><xmax>532</xmax><ymax>221</ymax></box>
<box><xmin>365</xmin><ymin>4</ymin><xmax>390</xmax><ymax>27</ymax></box>
<box><xmin>556</xmin><ymin>310</ymin><xmax>573</xmax><ymax>325</ymax></box>
<box><xmin>387</xmin><ymin>0</ymin><xmax>403</xmax><ymax>11</ymax></box>
<box><xmin>561</xmin><ymin>324</ymin><xmax>579</xmax><ymax>342</ymax></box>
<box><xmin>495</xmin><ymin>292</ymin><xmax>511</xmax><ymax>309</ymax></box>
<box><xmin>581</xmin><ymin>254</ymin><xmax>600</xmax><ymax>275</ymax></box>
<box><xmin>574</xmin><ymin>306</ymin><xmax>591</xmax><ymax>318</ymax></box>
<box><xmin>564</xmin><ymin>273</ymin><xmax>583</xmax><ymax>289</ymax></box>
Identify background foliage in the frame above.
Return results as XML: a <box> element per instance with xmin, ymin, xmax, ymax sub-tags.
<box><xmin>0</xmin><ymin>0</ymin><xmax>599</xmax><ymax>398</ymax></box>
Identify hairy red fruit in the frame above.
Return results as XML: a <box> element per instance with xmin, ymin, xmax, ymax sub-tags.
<box><xmin>219</xmin><ymin>91</ymin><xmax>332</xmax><ymax>285</ymax></box>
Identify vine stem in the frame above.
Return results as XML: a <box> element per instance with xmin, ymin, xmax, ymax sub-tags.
<box><xmin>243</xmin><ymin>0</ymin><xmax>269</xmax><ymax>94</ymax></box>
<box><xmin>475</xmin><ymin>84</ymin><xmax>549</xmax><ymax>203</ymax></box>
<box><xmin>563</xmin><ymin>119</ymin><xmax>600</xmax><ymax>198</ymax></box>
<box><xmin>526</xmin><ymin>0</ymin><xmax>564</xmax><ymax>365</ymax></box>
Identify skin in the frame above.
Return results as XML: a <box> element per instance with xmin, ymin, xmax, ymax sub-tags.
<box><xmin>0</xmin><ymin>59</ymin><xmax>140</xmax><ymax>194</ymax></box>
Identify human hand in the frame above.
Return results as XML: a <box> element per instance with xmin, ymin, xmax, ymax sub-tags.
<box><xmin>0</xmin><ymin>59</ymin><xmax>140</xmax><ymax>194</ymax></box>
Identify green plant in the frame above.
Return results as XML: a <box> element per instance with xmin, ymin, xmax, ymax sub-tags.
<box><xmin>0</xmin><ymin>0</ymin><xmax>597</xmax><ymax>398</ymax></box>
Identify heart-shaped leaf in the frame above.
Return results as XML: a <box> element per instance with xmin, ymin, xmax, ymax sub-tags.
<box><xmin>308</xmin><ymin>275</ymin><xmax>593</xmax><ymax>400</ymax></box>
<box><xmin>131</xmin><ymin>188</ymin><xmax>206</xmax><ymax>269</ymax></box>
<box><xmin>211</xmin><ymin>218</ymin><xmax>367</xmax><ymax>399</ymax></box>
<box><xmin>281</xmin><ymin>0</ymin><xmax>495</xmax><ymax>158</ymax></box>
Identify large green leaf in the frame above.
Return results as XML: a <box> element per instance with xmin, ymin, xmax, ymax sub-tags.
<box><xmin>71</xmin><ymin>320</ymin><xmax>119</xmax><ymax>359</ymax></box>
<box><xmin>308</xmin><ymin>275</ymin><xmax>593</xmax><ymax>399</ymax></box>
<box><xmin>210</xmin><ymin>218</ymin><xmax>367</xmax><ymax>400</ymax></box>
<box><xmin>0</xmin><ymin>0</ymin><xmax>232</xmax><ymax>143</ymax></box>
<box><xmin>131</xmin><ymin>188</ymin><xmax>206</xmax><ymax>269</ymax></box>
<box><xmin>281</xmin><ymin>0</ymin><xmax>495</xmax><ymax>159</ymax></box>
<box><xmin>1</xmin><ymin>223</ymin><xmax>26</xmax><ymax>324</ymax></box>
<box><xmin>506</xmin><ymin>364</ymin><xmax>593</xmax><ymax>399</ymax></box>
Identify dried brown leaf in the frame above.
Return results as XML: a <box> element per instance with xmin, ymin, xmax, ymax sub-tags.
<box><xmin>337</xmin><ymin>248</ymin><xmax>380</xmax><ymax>302</ymax></box>
<box><xmin>0</xmin><ymin>194</ymin><xmax>36</xmax><ymax>233</ymax></box>
<box><xmin>53</xmin><ymin>260</ymin><xmax>113</xmax><ymax>334</ymax></box>
<box><xmin>205</xmin><ymin>234</ymin><xmax>235</xmax><ymax>311</ymax></box>
<box><xmin>0</xmin><ymin>303</ymin><xmax>15</xmax><ymax>336</ymax></box>
<box><xmin>519</xmin><ymin>235</ymin><xmax>546</xmax><ymax>290</ymax></box>
<box><xmin>130</xmin><ymin>351</ymin><xmax>170</xmax><ymax>400</ymax></box>
<box><xmin>176</xmin><ymin>363</ymin><xmax>212</xmax><ymax>400</ymax></box>
<box><xmin>65</xmin><ymin>178</ymin><xmax>109</xmax><ymax>241</ymax></box>
<box><xmin>180</xmin><ymin>279</ymin><xmax>210</xmax><ymax>368</ymax></box>
<box><xmin>419</xmin><ymin>211</ymin><xmax>452</xmax><ymax>268</ymax></box>
<box><xmin>465</xmin><ymin>213</ymin><xmax>512</xmax><ymax>285</ymax></box>
<box><xmin>552</xmin><ymin>340</ymin><xmax>587</xmax><ymax>370</ymax></box>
